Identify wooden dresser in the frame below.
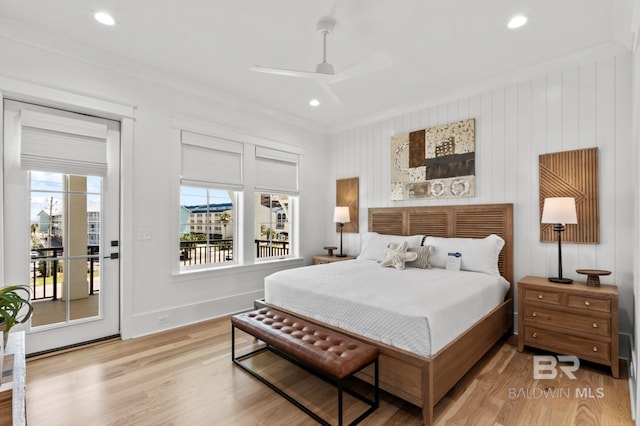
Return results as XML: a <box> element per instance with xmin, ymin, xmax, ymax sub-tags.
<box><xmin>517</xmin><ymin>275</ymin><xmax>619</xmax><ymax>378</ymax></box>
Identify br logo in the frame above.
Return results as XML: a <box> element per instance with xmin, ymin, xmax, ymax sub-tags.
<box><xmin>533</xmin><ymin>355</ymin><xmax>580</xmax><ymax>380</ymax></box>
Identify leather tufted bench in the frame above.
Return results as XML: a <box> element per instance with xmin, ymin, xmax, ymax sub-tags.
<box><xmin>232</xmin><ymin>308</ymin><xmax>379</xmax><ymax>425</ymax></box>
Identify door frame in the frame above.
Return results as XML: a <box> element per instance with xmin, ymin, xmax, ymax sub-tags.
<box><xmin>0</xmin><ymin>77</ymin><xmax>136</xmax><ymax>343</ymax></box>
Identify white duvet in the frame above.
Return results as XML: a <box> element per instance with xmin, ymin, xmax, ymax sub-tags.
<box><xmin>264</xmin><ymin>259</ymin><xmax>509</xmax><ymax>357</ymax></box>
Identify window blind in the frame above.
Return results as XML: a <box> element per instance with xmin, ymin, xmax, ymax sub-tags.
<box><xmin>181</xmin><ymin>131</ymin><xmax>243</xmax><ymax>190</ymax></box>
<box><xmin>20</xmin><ymin>108</ymin><xmax>109</xmax><ymax>176</ymax></box>
<box><xmin>255</xmin><ymin>146</ymin><xmax>299</xmax><ymax>194</ymax></box>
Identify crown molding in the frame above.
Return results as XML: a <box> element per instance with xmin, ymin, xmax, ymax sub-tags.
<box><xmin>0</xmin><ymin>17</ymin><xmax>329</xmax><ymax>136</ymax></box>
<box><xmin>329</xmin><ymin>41</ymin><xmax>630</xmax><ymax>135</ymax></box>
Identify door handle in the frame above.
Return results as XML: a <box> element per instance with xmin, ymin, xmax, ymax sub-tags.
<box><xmin>104</xmin><ymin>253</ymin><xmax>119</xmax><ymax>259</ymax></box>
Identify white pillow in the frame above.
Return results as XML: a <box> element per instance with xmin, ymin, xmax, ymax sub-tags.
<box><xmin>424</xmin><ymin>234</ymin><xmax>505</xmax><ymax>277</ymax></box>
<box><xmin>357</xmin><ymin>232</ymin><xmax>424</xmax><ymax>262</ymax></box>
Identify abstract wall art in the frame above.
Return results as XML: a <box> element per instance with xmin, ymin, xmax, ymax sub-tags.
<box><xmin>539</xmin><ymin>147</ymin><xmax>599</xmax><ymax>243</ymax></box>
<box><xmin>336</xmin><ymin>177</ymin><xmax>359</xmax><ymax>233</ymax></box>
<box><xmin>390</xmin><ymin>118</ymin><xmax>476</xmax><ymax>200</ymax></box>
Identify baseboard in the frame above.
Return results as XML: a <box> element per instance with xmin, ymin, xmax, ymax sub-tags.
<box><xmin>627</xmin><ymin>334</ymin><xmax>636</xmax><ymax>421</ymax></box>
<box><xmin>129</xmin><ymin>289</ymin><xmax>264</xmax><ymax>339</ymax></box>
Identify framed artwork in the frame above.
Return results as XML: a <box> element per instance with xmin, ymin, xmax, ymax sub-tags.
<box><xmin>336</xmin><ymin>177</ymin><xmax>358</xmax><ymax>233</ymax></box>
<box><xmin>390</xmin><ymin>119</ymin><xmax>476</xmax><ymax>200</ymax></box>
<box><xmin>539</xmin><ymin>147</ymin><xmax>599</xmax><ymax>243</ymax></box>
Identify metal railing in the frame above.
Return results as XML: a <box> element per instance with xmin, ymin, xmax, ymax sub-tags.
<box><xmin>179</xmin><ymin>239</ymin><xmax>290</xmax><ymax>266</ymax></box>
<box><xmin>255</xmin><ymin>239</ymin><xmax>289</xmax><ymax>258</ymax></box>
<box><xmin>180</xmin><ymin>240</ymin><xmax>234</xmax><ymax>266</ymax></box>
<box><xmin>29</xmin><ymin>246</ymin><xmax>100</xmax><ymax>301</ymax></box>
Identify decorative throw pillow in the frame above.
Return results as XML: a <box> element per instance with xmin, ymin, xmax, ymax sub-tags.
<box><xmin>407</xmin><ymin>245</ymin><xmax>436</xmax><ymax>269</ymax></box>
<box><xmin>380</xmin><ymin>241</ymin><xmax>418</xmax><ymax>270</ymax></box>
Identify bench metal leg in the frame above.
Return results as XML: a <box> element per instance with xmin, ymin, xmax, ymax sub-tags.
<box><xmin>231</xmin><ymin>324</ymin><xmax>379</xmax><ymax>425</ymax></box>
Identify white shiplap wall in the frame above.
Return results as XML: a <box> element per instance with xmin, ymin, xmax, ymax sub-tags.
<box><xmin>330</xmin><ymin>52</ymin><xmax>634</xmax><ymax>334</ymax></box>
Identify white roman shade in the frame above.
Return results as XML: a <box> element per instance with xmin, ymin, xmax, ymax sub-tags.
<box><xmin>255</xmin><ymin>146</ymin><xmax>299</xmax><ymax>194</ymax></box>
<box><xmin>20</xmin><ymin>109</ymin><xmax>109</xmax><ymax>176</ymax></box>
<box><xmin>181</xmin><ymin>131</ymin><xmax>243</xmax><ymax>190</ymax></box>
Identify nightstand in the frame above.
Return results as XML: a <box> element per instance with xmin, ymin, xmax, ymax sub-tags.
<box><xmin>517</xmin><ymin>275</ymin><xmax>619</xmax><ymax>378</ymax></box>
<box><xmin>312</xmin><ymin>254</ymin><xmax>356</xmax><ymax>265</ymax></box>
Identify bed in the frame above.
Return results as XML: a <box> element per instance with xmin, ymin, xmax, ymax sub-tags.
<box><xmin>265</xmin><ymin>203</ymin><xmax>514</xmax><ymax>425</ymax></box>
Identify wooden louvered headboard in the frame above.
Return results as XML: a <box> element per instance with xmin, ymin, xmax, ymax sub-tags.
<box><xmin>368</xmin><ymin>204</ymin><xmax>514</xmax><ymax>285</ymax></box>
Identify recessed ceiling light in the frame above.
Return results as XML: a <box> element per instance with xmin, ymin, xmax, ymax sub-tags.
<box><xmin>507</xmin><ymin>15</ymin><xmax>527</xmax><ymax>29</ymax></box>
<box><xmin>309</xmin><ymin>99</ymin><xmax>320</xmax><ymax>107</ymax></box>
<box><xmin>94</xmin><ymin>12</ymin><xmax>115</xmax><ymax>26</ymax></box>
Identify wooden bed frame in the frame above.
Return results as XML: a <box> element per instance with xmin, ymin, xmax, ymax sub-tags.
<box><xmin>272</xmin><ymin>203</ymin><xmax>514</xmax><ymax>425</ymax></box>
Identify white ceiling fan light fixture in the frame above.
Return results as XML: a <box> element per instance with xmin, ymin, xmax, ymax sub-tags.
<box><xmin>250</xmin><ymin>17</ymin><xmax>392</xmax><ymax>104</ymax></box>
<box><xmin>94</xmin><ymin>11</ymin><xmax>116</xmax><ymax>26</ymax></box>
<box><xmin>507</xmin><ymin>15</ymin><xmax>528</xmax><ymax>29</ymax></box>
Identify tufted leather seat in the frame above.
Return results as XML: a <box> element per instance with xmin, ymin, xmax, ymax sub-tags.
<box><xmin>232</xmin><ymin>308</ymin><xmax>379</xmax><ymax>379</ymax></box>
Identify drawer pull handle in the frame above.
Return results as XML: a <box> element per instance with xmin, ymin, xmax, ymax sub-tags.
<box><xmin>538</xmin><ymin>295</ymin><xmax>543</xmax><ymax>299</ymax></box>
<box><xmin>532</xmin><ymin>312</ymin><xmax>537</xmax><ymax>317</ymax></box>
<box><xmin>593</xmin><ymin>323</ymin><xmax>598</xmax><ymax>328</ymax></box>
<box><xmin>532</xmin><ymin>333</ymin><xmax>538</xmax><ymax>338</ymax></box>
<box><xmin>593</xmin><ymin>346</ymin><xmax>598</xmax><ymax>352</ymax></box>
<box><xmin>584</xmin><ymin>300</ymin><xmax>591</xmax><ymax>306</ymax></box>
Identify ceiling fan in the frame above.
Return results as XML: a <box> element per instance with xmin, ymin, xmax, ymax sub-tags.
<box><xmin>250</xmin><ymin>18</ymin><xmax>392</xmax><ymax>104</ymax></box>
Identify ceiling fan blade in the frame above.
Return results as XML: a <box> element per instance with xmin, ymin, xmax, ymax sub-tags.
<box><xmin>314</xmin><ymin>81</ymin><xmax>342</xmax><ymax>105</ymax></box>
<box><xmin>329</xmin><ymin>50</ymin><xmax>392</xmax><ymax>84</ymax></box>
<box><xmin>250</xmin><ymin>65</ymin><xmax>330</xmax><ymax>80</ymax></box>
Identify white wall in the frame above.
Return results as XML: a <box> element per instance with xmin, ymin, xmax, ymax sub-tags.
<box><xmin>0</xmin><ymin>36</ymin><xmax>331</xmax><ymax>340</ymax></box>
<box><xmin>330</xmin><ymin>48</ymin><xmax>634</xmax><ymax>335</ymax></box>
<box><xmin>631</xmin><ymin>1</ymin><xmax>640</xmax><ymax>418</ymax></box>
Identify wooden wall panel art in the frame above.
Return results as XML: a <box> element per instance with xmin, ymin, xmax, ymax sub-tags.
<box><xmin>336</xmin><ymin>177</ymin><xmax>358</xmax><ymax>233</ymax></box>
<box><xmin>539</xmin><ymin>147</ymin><xmax>599</xmax><ymax>243</ymax></box>
<box><xmin>390</xmin><ymin>119</ymin><xmax>475</xmax><ymax>200</ymax></box>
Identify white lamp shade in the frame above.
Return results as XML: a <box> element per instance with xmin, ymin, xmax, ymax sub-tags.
<box><xmin>334</xmin><ymin>206</ymin><xmax>350</xmax><ymax>223</ymax></box>
<box><xmin>541</xmin><ymin>197</ymin><xmax>578</xmax><ymax>225</ymax></box>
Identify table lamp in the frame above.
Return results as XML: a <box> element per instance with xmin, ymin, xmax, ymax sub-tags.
<box><xmin>334</xmin><ymin>206</ymin><xmax>350</xmax><ymax>257</ymax></box>
<box><xmin>541</xmin><ymin>197</ymin><xmax>577</xmax><ymax>283</ymax></box>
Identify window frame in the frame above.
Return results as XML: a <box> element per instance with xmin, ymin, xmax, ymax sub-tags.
<box><xmin>172</xmin><ymin>119</ymin><xmax>303</xmax><ymax>276</ymax></box>
<box><xmin>254</xmin><ymin>192</ymin><xmax>296</xmax><ymax>262</ymax></box>
<box><xmin>179</xmin><ymin>186</ymin><xmax>238</xmax><ymax>271</ymax></box>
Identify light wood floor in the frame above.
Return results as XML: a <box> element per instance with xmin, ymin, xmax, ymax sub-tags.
<box><xmin>25</xmin><ymin>315</ymin><xmax>633</xmax><ymax>425</ymax></box>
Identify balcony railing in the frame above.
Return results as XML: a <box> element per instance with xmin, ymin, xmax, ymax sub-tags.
<box><xmin>179</xmin><ymin>239</ymin><xmax>289</xmax><ymax>266</ymax></box>
<box><xmin>29</xmin><ymin>246</ymin><xmax>100</xmax><ymax>301</ymax></box>
<box><xmin>255</xmin><ymin>239</ymin><xmax>289</xmax><ymax>258</ymax></box>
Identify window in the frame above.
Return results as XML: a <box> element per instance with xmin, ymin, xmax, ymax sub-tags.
<box><xmin>178</xmin><ymin>127</ymin><xmax>301</xmax><ymax>271</ymax></box>
<box><xmin>180</xmin><ymin>187</ymin><xmax>235</xmax><ymax>267</ymax></box>
<box><xmin>255</xmin><ymin>193</ymin><xmax>294</xmax><ymax>260</ymax></box>
<box><xmin>254</xmin><ymin>146</ymin><xmax>299</xmax><ymax>261</ymax></box>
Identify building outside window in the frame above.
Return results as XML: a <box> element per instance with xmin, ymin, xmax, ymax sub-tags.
<box><xmin>255</xmin><ymin>193</ymin><xmax>292</xmax><ymax>259</ymax></box>
<box><xmin>179</xmin><ymin>186</ymin><xmax>235</xmax><ymax>267</ymax></box>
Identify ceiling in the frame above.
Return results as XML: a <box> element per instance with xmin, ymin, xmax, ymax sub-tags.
<box><xmin>0</xmin><ymin>1</ymin><xmax>632</xmax><ymax>130</ymax></box>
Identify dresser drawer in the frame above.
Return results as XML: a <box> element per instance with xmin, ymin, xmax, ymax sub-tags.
<box><xmin>523</xmin><ymin>326</ymin><xmax>610</xmax><ymax>362</ymax></box>
<box><xmin>566</xmin><ymin>294</ymin><xmax>610</xmax><ymax>313</ymax></box>
<box><xmin>523</xmin><ymin>288</ymin><xmax>560</xmax><ymax>305</ymax></box>
<box><xmin>523</xmin><ymin>307</ymin><xmax>610</xmax><ymax>336</ymax></box>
